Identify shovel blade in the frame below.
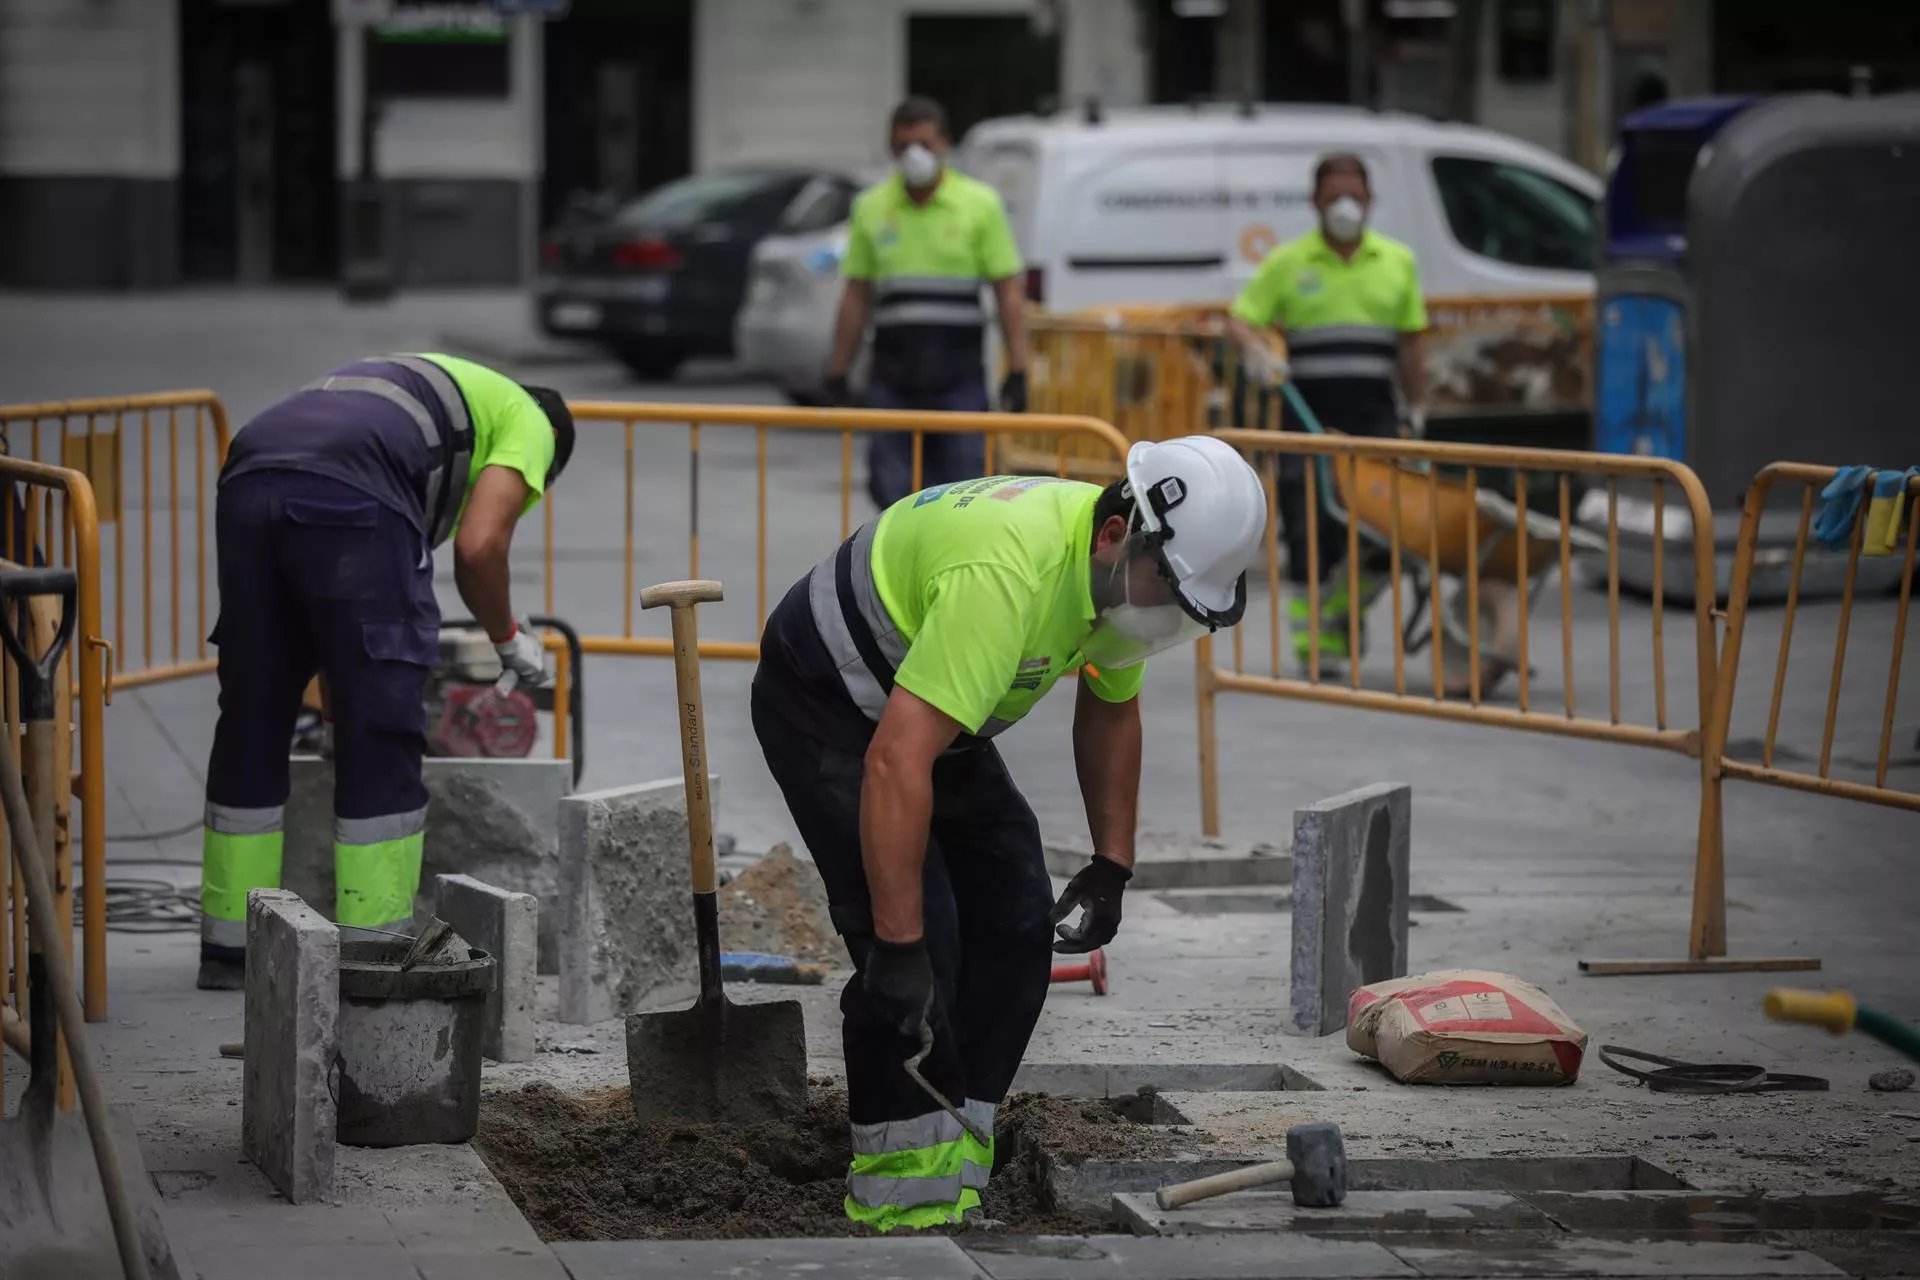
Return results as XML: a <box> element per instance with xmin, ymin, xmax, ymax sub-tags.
<box><xmin>625</xmin><ymin>993</ymin><xmax>807</xmax><ymax>1128</ymax></box>
<box><xmin>0</xmin><ymin>1103</ymin><xmax>181</xmax><ymax>1280</ymax></box>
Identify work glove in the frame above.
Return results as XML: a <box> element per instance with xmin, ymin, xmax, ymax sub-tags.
<box><xmin>1242</xmin><ymin>344</ymin><xmax>1288</xmax><ymax>388</ymax></box>
<box><xmin>493</xmin><ymin>620</ymin><xmax>551</xmax><ymax>691</ymax></box>
<box><xmin>999</xmin><ymin>370</ymin><xmax>1029</xmax><ymax>414</ymax></box>
<box><xmin>862</xmin><ymin>937</ymin><xmax>935</xmax><ymax>1037</ymax></box>
<box><xmin>1399</xmin><ymin>405</ymin><xmax>1428</xmax><ymax>439</ymax></box>
<box><xmin>823</xmin><ymin>373</ymin><xmax>853</xmax><ymax>408</ymax></box>
<box><xmin>1049</xmin><ymin>855</ymin><xmax>1132</xmax><ymax>954</ymax></box>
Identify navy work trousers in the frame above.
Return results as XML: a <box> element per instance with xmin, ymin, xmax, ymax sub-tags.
<box><xmin>749</xmin><ymin>667</ymin><xmax>1055</xmax><ymax>1135</ymax></box>
<box><xmin>863</xmin><ymin>379</ymin><xmax>990</xmax><ymax>510</ymax></box>
<box><xmin>201</xmin><ymin>471</ymin><xmax>438</xmax><ymax>953</ymax></box>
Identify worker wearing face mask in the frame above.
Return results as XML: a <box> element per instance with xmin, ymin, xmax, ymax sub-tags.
<box><xmin>823</xmin><ymin>95</ymin><xmax>1030</xmax><ymax>510</ymax></box>
<box><xmin>751</xmin><ymin>436</ymin><xmax>1264</xmax><ymax>1230</ymax></box>
<box><xmin>1227</xmin><ymin>152</ymin><xmax>1428</xmax><ymax>673</ymax></box>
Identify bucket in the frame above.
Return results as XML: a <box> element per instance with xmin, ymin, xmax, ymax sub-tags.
<box><xmin>336</xmin><ymin>939</ymin><xmax>495</xmax><ymax>1147</ymax></box>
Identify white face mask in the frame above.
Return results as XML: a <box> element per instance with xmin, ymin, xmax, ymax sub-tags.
<box><xmin>897</xmin><ymin>143</ymin><xmax>942</xmax><ymax>189</ymax></box>
<box><xmin>1102</xmin><ymin>602</ymin><xmax>1188</xmax><ymax>645</ymax></box>
<box><xmin>1323</xmin><ymin>195</ymin><xmax>1367</xmax><ymax>243</ymax></box>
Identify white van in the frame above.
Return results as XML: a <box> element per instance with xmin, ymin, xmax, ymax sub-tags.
<box><xmin>735</xmin><ymin>104</ymin><xmax>1601</xmax><ymax>401</ymax></box>
<box><xmin>960</xmin><ymin>102</ymin><xmax>1601</xmax><ymax>311</ymax></box>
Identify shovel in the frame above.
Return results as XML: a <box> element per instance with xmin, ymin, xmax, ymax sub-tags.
<box><xmin>0</xmin><ymin>567</ymin><xmax>176</xmax><ymax>1279</ymax></box>
<box><xmin>625</xmin><ymin>580</ymin><xmax>806</xmax><ymax>1127</ymax></box>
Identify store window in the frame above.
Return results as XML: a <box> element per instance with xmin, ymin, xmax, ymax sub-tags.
<box><xmin>372</xmin><ymin>2</ymin><xmax>511</xmax><ymax>99</ymax></box>
<box><xmin>1430</xmin><ymin>156</ymin><xmax>1598</xmax><ymax>271</ymax></box>
<box><xmin>1494</xmin><ymin>0</ymin><xmax>1557</xmax><ymax>83</ymax></box>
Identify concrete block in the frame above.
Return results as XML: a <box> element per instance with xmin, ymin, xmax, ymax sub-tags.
<box><xmin>1289</xmin><ymin>783</ymin><xmax>1411</xmax><ymax>1038</ymax></box>
<box><xmin>242</xmin><ymin>889</ymin><xmax>339</xmax><ymax>1204</ymax></box>
<box><xmin>434</xmin><ymin>873</ymin><xmax>537</xmax><ymax>1062</ymax></box>
<box><xmin>556</xmin><ymin>776</ymin><xmax>717</xmax><ymax>1025</ymax></box>
<box><xmin>285</xmin><ymin>756</ymin><xmax>572</xmax><ymax>972</ymax></box>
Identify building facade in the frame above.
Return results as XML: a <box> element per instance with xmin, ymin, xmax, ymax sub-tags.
<box><xmin>0</xmin><ymin>0</ymin><xmax>1906</xmax><ymax>291</ymax></box>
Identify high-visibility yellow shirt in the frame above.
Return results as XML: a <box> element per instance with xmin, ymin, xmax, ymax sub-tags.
<box><xmin>417</xmin><ymin>352</ymin><xmax>556</xmax><ymax>522</ymax></box>
<box><xmin>842</xmin><ymin>170</ymin><xmax>1022</xmax><ymax>391</ymax></box>
<box><xmin>1229</xmin><ymin>229</ymin><xmax>1425</xmax><ymax>397</ymax></box>
<box><xmin>870</xmin><ymin>476</ymin><xmax>1142</xmax><ymax>735</ymax></box>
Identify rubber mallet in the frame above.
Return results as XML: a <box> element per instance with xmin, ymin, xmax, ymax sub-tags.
<box><xmin>1050</xmin><ymin>946</ymin><xmax>1109</xmax><ymax>995</ymax></box>
<box><xmin>1155</xmin><ymin>1120</ymin><xmax>1347</xmax><ymax>1209</ymax></box>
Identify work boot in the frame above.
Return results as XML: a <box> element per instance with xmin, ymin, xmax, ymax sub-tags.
<box><xmin>196</xmin><ymin>954</ymin><xmax>245</xmax><ymax>991</ymax></box>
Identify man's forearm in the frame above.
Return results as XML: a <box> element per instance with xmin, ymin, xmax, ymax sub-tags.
<box><xmin>860</xmin><ymin>754</ymin><xmax>933</xmax><ymax>942</ymax></box>
<box><xmin>828</xmin><ymin>285</ymin><xmax>870</xmax><ymax>378</ymax></box>
<box><xmin>454</xmin><ymin>545</ymin><xmax>516</xmax><ymax>642</ymax></box>
<box><xmin>1074</xmin><ymin>688</ymin><xmax>1141</xmax><ymax>869</ymax></box>
<box><xmin>995</xmin><ymin>278</ymin><xmax>1029</xmax><ymax>373</ymax></box>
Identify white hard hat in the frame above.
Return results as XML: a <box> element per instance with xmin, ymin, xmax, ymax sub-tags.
<box><xmin>1125</xmin><ymin>435</ymin><xmax>1267</xmax><ymax>624</ymax></box>
<box><xmin>1081</xmin><ymin>435</ymin><xmax>1267</xmax><ymax>671</ymax></box>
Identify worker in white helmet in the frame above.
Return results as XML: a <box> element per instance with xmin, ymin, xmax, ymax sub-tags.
<box><xmin>750</xmin><ymin>436</ymin><xmax>1267</xmax><ymax>1230</ymax></box>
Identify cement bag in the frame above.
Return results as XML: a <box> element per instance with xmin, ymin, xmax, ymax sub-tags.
<box><xmin>1346</xmin><ymin>969</ymin><xmax>1588</xmax><ymax>1085</ymax></box>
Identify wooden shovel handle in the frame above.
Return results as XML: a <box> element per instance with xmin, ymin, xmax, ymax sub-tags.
<box><xmin>643</xmin><ymin>580</ymin><xmax>721</xmax><ymax>895</ymax></box>
<box><xmin>1155</xmin><ymin>1159</ymin><xmax>1295</xmax><ymax>1210</ymax></box>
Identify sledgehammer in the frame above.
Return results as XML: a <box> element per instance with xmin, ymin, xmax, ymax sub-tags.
<box><xmin>1154</xmin><ymin>1121</ymin><xmax>1348</xmax><ymax>1210</ymax></box>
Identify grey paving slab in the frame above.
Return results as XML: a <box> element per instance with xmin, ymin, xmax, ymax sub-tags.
<box><xmin>164</xmin><ymin>1203</ymin><xmax>399</xmax><ymax>1247</ymax></box>
<box><xmin>962</xmin><ymin>1233</ymin><xmax>1415</xmax><ymax>1279</ymax></box>
<box><xmin>410</xmin><ymin>1247</ymin><xmax>572</xmax><ymax>1280</ymax></box>
<box><xmin>1385</xmin><ymin>1238</ymin><xmax>1846</xmax><ymax>1276</ymax></box>
<box><xmin>1114</xmin><ymin>1190</ymin><xmax>1551</xmax><ymax>1238</ymax></box>
<box><xmin>552</xmin><ymin>1237</ymin><xmax>988</xmax><ymax>1279</ymax></box>
<box><xmin>385</xmin><ymin>1205</ymin><xmax>551</xmax><ymax>1252</ymax></box>
<box><xmin>1046</xmin><ymin>832</ymin><xmax>1293</xmax><ymax>889</ymax></box>
<box><xmin>241</xmin><ymin>888</ymin><xmax>339</xmax><ymax>1203</ymax></box>
<box><xmin>1290</xmin><ymin>783</ymin><xmax>1411</xmax><ymax>1037</ymax></box>
<box><xmin>188</xmin><ymin>1241</ymin><xmax>425</xmax><ymax>1280</ymax></box>
<box><xmin>435</xmin><ymin>873</ymin><xmax>539</xmax><ymax>1061</ymax></box>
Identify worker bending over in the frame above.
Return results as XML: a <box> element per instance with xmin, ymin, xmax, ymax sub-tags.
<box><xmin>752</xmin><ymin>437</ymin><xmax>1265</xmax><ymax>1229</ymax></box>
<box><xmin>196</xmin><ymin>354</ymin><xmax>573</xmax><ymax>989</ymax></box>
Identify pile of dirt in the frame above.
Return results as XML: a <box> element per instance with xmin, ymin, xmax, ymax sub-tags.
<box><xmin>717</xmin><ymin>843</ymin><xmax>850</xmax><ymax>967</ymax></box>
<box><xmin>475</xmin><ymin>1083</ymin><xmax>1184</xmax><ymax>1240</ymax></box>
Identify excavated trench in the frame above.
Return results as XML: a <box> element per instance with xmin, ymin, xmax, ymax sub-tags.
<box><xmin>473</xmin><ymin>1081</ymin><xmax>1218</xmax><ymax>1241</ymax></box>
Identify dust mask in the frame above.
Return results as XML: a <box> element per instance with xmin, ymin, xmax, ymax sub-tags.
<box><xmin>1323</xmin><ymin>195</ymin><xmax>1367</xmax><ymax>244</ymax></box>
<box><xmin>897</xmin><ymin>143</ymin><xmax>941</xmax><ymax>189</ymax></box>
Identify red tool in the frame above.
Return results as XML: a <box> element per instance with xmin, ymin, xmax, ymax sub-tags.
<box><xmin>1050</xmin><ymin>947</ymin><xmax>1109</xmax><ymax>995</ymax></box>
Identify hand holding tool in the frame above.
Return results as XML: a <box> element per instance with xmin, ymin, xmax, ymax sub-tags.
<box><xmin>1049</xmin><ymin>855</ymin><xmax>1131</xmax><ymax>954</ymax></box>
<box><xmin>1155</xmin><ymin>1121</ymin><xmax>1347</xmax><ymax>1210</ymax></box>
<box><xmin>863</xmin><ymin>937</ymin><xmax>935</xmax><ymax>1037</ymax></box>
<box><xmin>625</xmin><ymin>580</ymin><xmax>807</xmax><ymax>1126</ymax></box>
<box><xmin>1050</xmin><ymin>946</ymin><xmax>1109</xmax><ymax>995</ymax></box>
<box><xmin>493</xmin><ymin>620</ymin><xmax>550</xmax><ymax>691</ymax></box>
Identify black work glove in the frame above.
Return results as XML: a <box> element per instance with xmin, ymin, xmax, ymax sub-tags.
<box><xmin>823</xmin><ymin>373</ymin><xmax>853</xmax><ymax>407</ymax></box>
<box><xmin>999</xmin><ymin>369</ymin><xmax>1029</xmax><ymax>414</ymax></box>
<box><xmin>1049</xmin><ymin>855</ymin><xmax>1131</xmax><ymax>954</ymax></box>
<box><xmin>862</xmin><ymin>937</ymin><xmax>935</xmax><ymax>1036</ymax></box>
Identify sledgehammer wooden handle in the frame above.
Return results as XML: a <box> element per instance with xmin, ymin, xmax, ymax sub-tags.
<box><xmin>641</xmin><ymin>580</ymin><xmax>723</xmax><ymax>896</ymax></box>
<box><xmin>1156</xmin><ymin>1159</ymin><xmax>1295</xmax><ymax>1210</ymax></box>
<box><xmin>640</xmin><ymin>579</ymin><xmax>725</xmax><ymax>610</ymax></box>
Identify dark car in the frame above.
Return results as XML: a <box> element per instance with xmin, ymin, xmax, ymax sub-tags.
<box><xmin>537</xmin><ymin>166</ymin><xmax>846</xmax><ymax>381</ymax></box>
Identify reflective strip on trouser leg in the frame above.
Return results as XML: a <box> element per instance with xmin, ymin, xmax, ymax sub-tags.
<box><xmin>201</xmin><ymin>803</ymin><xmax>286</xmax><ymax>949</ymax></box>
<box><xmin>845</xmin><ymin>1105</ymin><xmax>994</xmax><ymax>1231</ymax></box>
<box><xmin>333</xmin><ymin>806</ymin><xmax>427</xmax><ymax>929</ymax></box>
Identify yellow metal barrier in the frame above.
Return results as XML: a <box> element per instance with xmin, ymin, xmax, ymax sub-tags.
<box><xmin>1708</xmin><ymin>464</ymin><xmax>1919</xmax><ymax>812</ymax></box>
<box><xmin>0</xmin><ymin>452</ymin><xmax>109</xmax><ymax>1064</ymax></box>
<box><xmin>1190</xmin><ymin>428</ymin><xmax>1815</xmax><ymax>974</ymax></box>
<box><xmin>549</xmin><ymin>403</ymin><xmax>1133</xmax><ymax>662</ymax></box>
<box><xmin>0</xmin><ymin>393</ymin><xmax>232</xmax><ymax>693</ymax></box>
